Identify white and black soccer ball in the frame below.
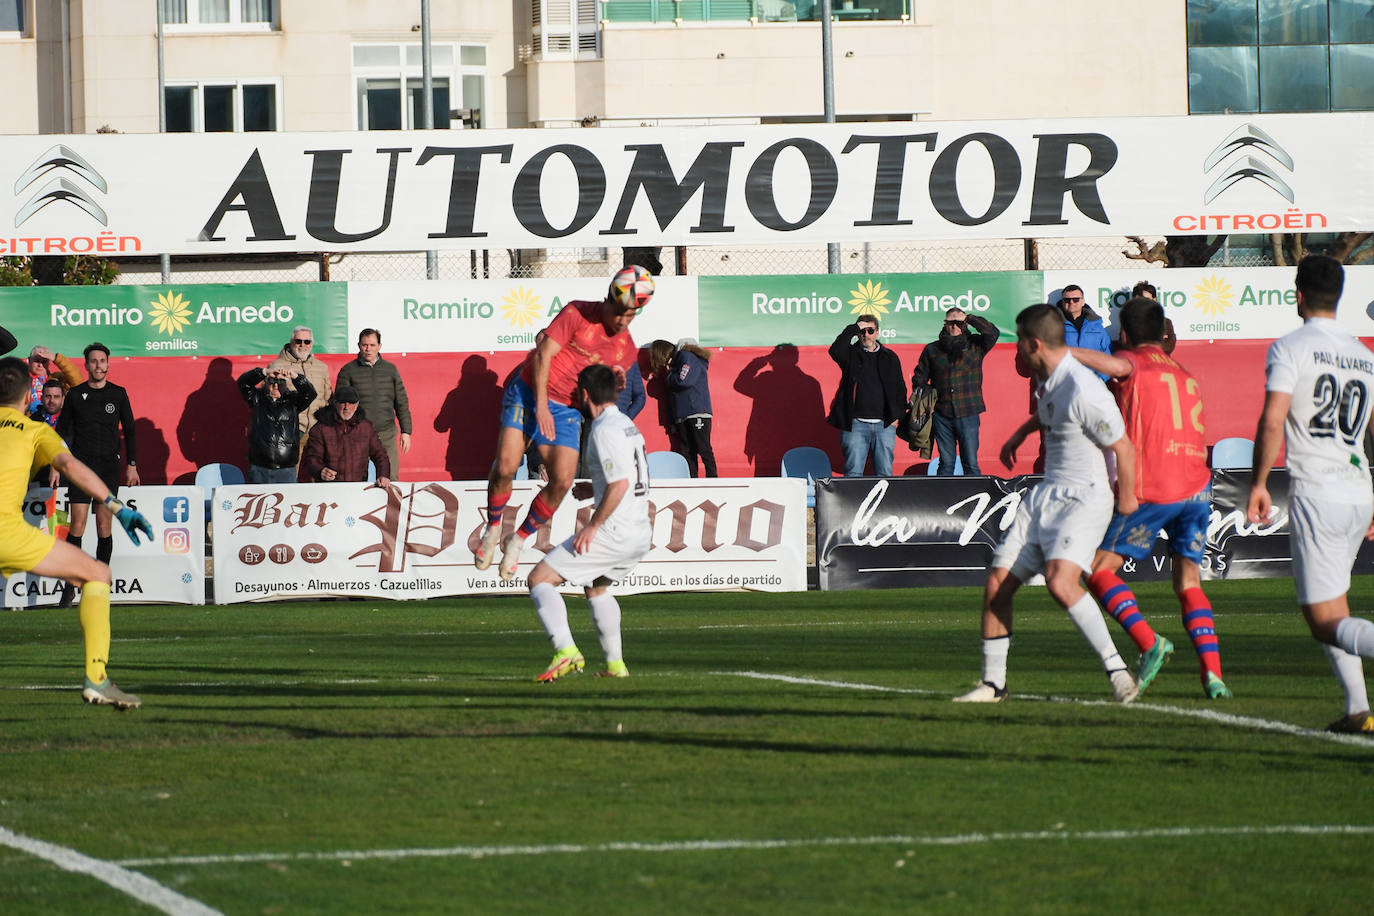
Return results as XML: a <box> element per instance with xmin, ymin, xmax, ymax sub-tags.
<box><xmin>609</xmin><ymin>265</ymin><xmax>655</xmax><ymax>310</ymax></box>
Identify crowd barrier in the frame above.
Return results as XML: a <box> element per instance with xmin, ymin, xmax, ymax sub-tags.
<box><xmin>8</xmin><ymin>470</ymin><xmax>1365</xmax><ymax>606</ymax></box>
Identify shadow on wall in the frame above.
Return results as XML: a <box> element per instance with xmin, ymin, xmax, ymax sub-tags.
<box><xmin>176</xmin><ymin>357</ymin><xmax>249</xmax><ymax>475</ymax></box>
<box><xmin>433</xmin><ymin>354</ymin><xmax>504</xmax><ymax>480</ymax></box>
<box><xmin>732</xmin><ymin>344</ymin><xmax>833</xmax><ymax>476</ymax></box>
<box><xmin>134</xmin><ymin>418</ymin><xmax>170</xmax><ymax>485</ymax></box>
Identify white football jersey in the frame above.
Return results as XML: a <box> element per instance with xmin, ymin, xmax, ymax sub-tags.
<box><xmin>587</xmin><ymin>404</ymin><xmax>652</xmax><ymax>535</ymax></box>
<box><xmin>1265</xmin><ymin>317</ymin><xmax>1374</xmax><ymax>501</ymax></box>
<box><xmin>1035</xmin><ymin>351</ymin><xmax>1126</xmax><ymax>488</ymax></box>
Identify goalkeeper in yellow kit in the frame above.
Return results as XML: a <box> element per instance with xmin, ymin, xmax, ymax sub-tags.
<box><xmin>0</xmin><ymin>356</ymin><xmax>152</xmax><ymax>709</ymax></box>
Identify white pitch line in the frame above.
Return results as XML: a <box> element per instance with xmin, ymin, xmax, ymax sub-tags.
<box><xmin>723</xmin><ymin>671</ymin><xmax>1374</xmax><ymax>748</ymax></box>
<box><xmin>115</xmin><ymin>823</ymin><xmax>1374</xmax><ymax>868</ymax></box>
<box><xmin>0</xmin><ymin>825</ymin><xmax>222</xmax><ymax>916</ymax></box>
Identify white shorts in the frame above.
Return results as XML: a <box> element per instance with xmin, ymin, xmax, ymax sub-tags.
<box><xmin>992</xmin><ymin>482</ymin><xmax>1113</xmax><ymax>582</ymax></box>
<box><xmin>1288</xmin><ymin>494</ymin><xmax>1372</xmax><ymax>605</ymax></box>
<box><xmin>542</xmin><ymin>522</ymin><xmax>651</xmax><ymax>588</ymax></box>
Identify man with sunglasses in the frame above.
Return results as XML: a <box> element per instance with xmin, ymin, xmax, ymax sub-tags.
<box><xmin>270</xmin><ymin>325</ymin><xmax>332</xmax><ymax>467</ymax></box>
<box><xmin>1057</xmin><ymin>285</ymin><xmax>1112</xmax><ymax>380</ymax></box>
<box><xmin>910</xmin><ymin>307</ymin><xmax>1000</xmax><ymax>475</ymax></box>
<box><xmin>827</xmin><ymin>313</ymin><xmax>907</xmax><ymax>478</ymax></box>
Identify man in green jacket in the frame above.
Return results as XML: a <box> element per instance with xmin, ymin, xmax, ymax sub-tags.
<box><xmin>336</xmin><ymin>328</ymin><xmax>412</xmax><ymax>480</ymax></box>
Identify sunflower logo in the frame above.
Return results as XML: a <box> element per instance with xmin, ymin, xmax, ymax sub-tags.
<box><xmin>502</xmin><ymin>286</ymin><xmax>543</xmax><ymax>328</ymax></box>
<box><xmin>848</xmin><ymin>279</ymin><xmax>891</xmax><ymax>316</ymax></box>
<box><xmin>149</xmin><ymin>291</ymin><xmax>193</xmax><ymax>336</ymax></box>
<box><xmin>1193</xmin><ymin>275</ymin><xmax>1233</xmax><ymax>318</ymax></box>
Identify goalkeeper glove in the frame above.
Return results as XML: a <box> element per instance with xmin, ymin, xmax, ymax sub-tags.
<box><xmin>104</xmin><ymin>495</ymin><xmax>153</xmax><ymax>546</ymax></box>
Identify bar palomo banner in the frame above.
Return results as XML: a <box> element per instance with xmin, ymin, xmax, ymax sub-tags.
<box><xmin>4</xmin><ymin>113</ymin><xmax>1370</xmax><ymax>254</ymax></box>
<box><xmin>213</xmin><ymin>479</ymin><xmax>806</xmax><ymax>602</ymax></box>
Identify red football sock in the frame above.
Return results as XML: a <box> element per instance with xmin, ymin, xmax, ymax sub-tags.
<box><xmin>1088</xmin><ymin>568</ymin><xmax>1156</xmax><ymax>653</ymax></box>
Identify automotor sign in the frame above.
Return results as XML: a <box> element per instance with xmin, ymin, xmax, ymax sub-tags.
<box><xmin>0</xmin><ymin>282</ymin><xmax>348</xmax><ymax>356</ymax></box>
<box><xmin>347</xmin><ymin>277</ymin><xmax>700</xmax><ymax>354</ymax></box>
<box><xmin>4</xmin><ymin>113</ymin><xmax>1371</xmax><ymax>253</ymax></box>
<box><xmin>700</xmin><ymin>272</ymin><xmax>1038</xmax><ymax>346</ymax></box>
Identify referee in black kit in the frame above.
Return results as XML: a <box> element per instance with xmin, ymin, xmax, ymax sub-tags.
<box><xmin>54</xmin><ymin>343</ymin><xmax>139</xmax><ymax>607</ymax></box>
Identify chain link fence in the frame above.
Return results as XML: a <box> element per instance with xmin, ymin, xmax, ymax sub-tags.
<box><xmin>111</xmin><ymin>236</ymin><xmax>1279</xmax><ymax>285</ymax></box>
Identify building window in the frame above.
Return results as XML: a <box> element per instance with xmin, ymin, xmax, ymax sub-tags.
<box><xmin>1187</xmin><ymin>0</ymin><xmax>1374</xmax><ymax>112</ymax></box>
<box><xmin>160</xmin><ymin>0</ymin><xmax>277</xmax><ymax>29</ymax></box>
<box><xmin>164</xmin><ymin>81</ymin><xmax>280</xmax><ymax>132</ymax></box>
<box><xmin>353</xmin><ymin>43</ymin><xmax>487</xmax><ymax>130</ymax></box>
<box><xmin>0</xmin><ymin>0</ymin><xmax>23</xmax><ymax>34</ymax></box>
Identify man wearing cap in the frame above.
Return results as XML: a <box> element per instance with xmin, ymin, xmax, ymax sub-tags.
<box><xmin>475</xmin><ymin>265</ymin><xmax>652</xmax><ymax>582</ymax></box>
<box><xmin>301</xmin><ymin>386</ymin><xmax>391</xmax><ymax>487</ymax></box>
<box><xmin>238</xmin><ymin>365</ymin><xmax>317</xmax><ymax>484</ymax></box>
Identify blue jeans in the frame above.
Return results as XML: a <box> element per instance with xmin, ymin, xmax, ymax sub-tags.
<box><xmin>841</xmin><ymin>420</ymin><xmax>896</xmax><ymax>477</ymax></box>
<box><xmin>932</xmin><ymin>413</ymin><xmax>980</xmax><ymax>475</ymax></box>
<box><xmin>248</xmin><ymin>464</ymin><xmax>298</xmax><ymax>484</ymax></box>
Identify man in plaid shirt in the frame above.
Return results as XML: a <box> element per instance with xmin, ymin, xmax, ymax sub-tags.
<box><xmin>910</xmin><ymin>308</ymin><xmax>1000</xmax><ymax>475</ymax></box>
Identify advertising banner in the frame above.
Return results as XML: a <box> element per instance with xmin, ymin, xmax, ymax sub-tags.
<box><xmin>0</xmin><ymin>282</ymin><xmax>349</xmax><ymax>357</ymax></box>
<box><xmin>698</xmin><ymin>272</ymin><xmax>1039</xmax><ymax>347</ymax></box>
<box><xmin>815</xmin><ymin>471</ymin><xmax>1374</xmax><ymax>590</ymax></box>
<box><xmin>1044</xmin><ymin>266</ymin><xmax>1374</xmax><ymax>342</ymax></box>
<box><xmin>212</xmin><ymin>478</ymin><xmax>806</xmax><ymax>602</ymax></box>
<box><xmin>2</xmin><ymin>486</ymin><xmax>205</xmax><ymax>608</ymax></box>
<box><xmin>346</xmin><ymin>277</ymin><xmax>701</xmax><ymax>354</ymax></box>
<box><xmin>4</xmin><ymin>114</ymin><xmax>1371</xmax><ymax>253</ymax></box>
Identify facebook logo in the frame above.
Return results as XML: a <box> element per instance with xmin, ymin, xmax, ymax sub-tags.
<box><xmin>163</xmin><ymin>496</ymin><xmax>190</xmax><ymax>524</ymax></box>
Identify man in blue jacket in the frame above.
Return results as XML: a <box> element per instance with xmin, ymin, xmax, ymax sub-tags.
<box><xmin>1059</xmin><ymin>284</ymin><xmax>1112</xmax><ymax>380</ymax></box>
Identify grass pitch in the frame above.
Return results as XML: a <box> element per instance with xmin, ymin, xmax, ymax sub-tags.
<box><xmin>2</xmin><ymin>578</ymin><xmax>1372</xmax><ymax>915</ymax></box>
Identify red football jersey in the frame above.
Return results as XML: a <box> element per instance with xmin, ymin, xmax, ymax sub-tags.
<box><xmin>521</xmin><ymin>299</ymin><xmax>637</xmax><ymax>406</ymax></box>
<box><xmin>1111</xmin><ymin>345</ymin><xmax>1210</xmax><ymax>503</ymax></box>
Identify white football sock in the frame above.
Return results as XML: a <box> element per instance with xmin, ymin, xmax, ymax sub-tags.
<box><xmin>1335</xmin><ymin>616</ymin><xmax>1374</xmax><ymax>660</ymax></box>
<box><xmin>1066</xmin><ymin>592</ymin><xmax>1127</xmax><ymax>673</ymax></box>
<box><xmin>982</xmin><ymin>635</ymin><xmax>1010</xmax><ymax>689</ymax></box>
<box><xmin>1323</xmin><ymin>644</ymin><xmax>1370</xmax><ymax>715</ymax></box>
<box><xmin>588</xmin><ymin>593</ymin><xmax>623</xmax><ymax>663</ymax></box>
<box><xmin>530</xmin><ymin>582</ymin><xmax>574</xmax><ymax>650</ymax></box>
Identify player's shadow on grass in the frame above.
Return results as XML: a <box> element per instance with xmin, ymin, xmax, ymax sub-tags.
<box><xmin>433</xmin><ymin>354</ymin><xmax>503</xmax><ymax>480</ymax></box>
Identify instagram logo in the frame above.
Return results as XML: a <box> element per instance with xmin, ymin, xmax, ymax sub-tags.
<box><xmin>163</xmin><ymin>527</ymin><xmax>191</xmax><ymax>554</ymax></box>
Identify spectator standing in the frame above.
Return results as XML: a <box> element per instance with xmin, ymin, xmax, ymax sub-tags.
<box><xmin>0</xmin><ymin>357</ymin><xmax>151</xmax><ymax>709</ymax></box>
<box><xmin>1131</xmin><ymin>280</ymin><xmax>1177</xmax><ymax>354</ymax></box>
<box><xmin>1058</xmin><ymin>284</ymin><xmax>1112</xmax><ymax>379</ymax></box>
<box><xmin>25</xmin><ymin>346</ymin><xmax>80</xmax><ymax>412</ymax></box>
<box><xmin>910</xmin><ymin>307</ymin><xmax>1000</xmax><ymax>475</ymax></box>
<box><xmin>826</xmin><ymin>314</ymin><xmax>906</xmax><ymax>477</ymax></box>
<box><xmin>54</xmin><ymin>343</ymin><xmax>138</xmax><ymax>609</ymax></box>
<box><xmin>237</xmin><ymin>366</ymin><xmax>317</xmax><ymax>484</ymax></box>
<box><xmin>269</xmin><ymin>326</ymin><xmax>332</xmax><ymax>463</ymax></box>
<box><xmin>29</xmin><ymin>377</ymin><xmax>66</xmax><ymax>428</ymax></box>
<box><xmin>618</xmin><ymin>359</ymin><xmax>646</xmax><ymax>419</ymax></box>
<box><xmin>652</xmin><ymin>338</ymin><xmax>718</xmax><ymax>478</ymax></box>
<box><xmin>526</xmin><ymin>365</ymin><xmax>652</xmax><ymax>682</ymax></box>
<box><xmin>336</xmin><ymin>328</ymin><xmax>411</xmax><ymax>480</ymax></box>
<box><xmin>301</xmin><ymin>386</ymin><xmax>391</xmax><ymax>486</ymax></box>
<box><xmin>1248</xmin><ymin>255</ymin><xmax>1374</xmax><ymax>734</ymax></box>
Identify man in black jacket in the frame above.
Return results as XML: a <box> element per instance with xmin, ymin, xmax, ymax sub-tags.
<box><xmin>826</xmin><ymin>313</ymin><xmax>907</xmax><ymax>477</ymax></box>
<box><xmin>237</xmin><ymin>367</ymin><xmax>316</xmax><ymax>483</ymax></box>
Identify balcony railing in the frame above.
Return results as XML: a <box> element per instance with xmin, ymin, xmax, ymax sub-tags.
<box><xmin>601</xmin><ymin>0</ymin><xmax>910</xmax><ymax>24</ymax></box>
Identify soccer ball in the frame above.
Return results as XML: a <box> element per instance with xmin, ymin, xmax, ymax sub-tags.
<box><xmin>609</xmin><ymin>265</ymin><xmax>655</xmax><ymax>310</ymax></box>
